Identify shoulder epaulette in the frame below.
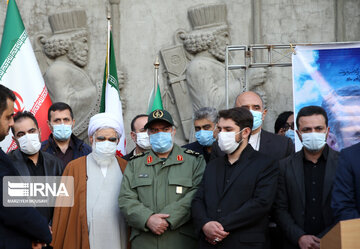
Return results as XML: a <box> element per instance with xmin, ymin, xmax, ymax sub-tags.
<box><xmin>129</xmin><ymin>152</ymin><xmax>146</xmax><ymax>160</ymax></box>
<box><xmin>184</xmin><ymin>149</ymin><xmax>201</xmax><ymax>157</ymax></box>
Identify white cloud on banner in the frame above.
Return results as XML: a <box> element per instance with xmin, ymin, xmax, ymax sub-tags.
<box><xmin>293</xmin><ymin>50</ymin><xmax>319</xmax><ymax>80</ymax></box>
<box><xmin>294</xmin><ymin>79</ymin><xmax>321</xmax><ymax>106</ymax></box>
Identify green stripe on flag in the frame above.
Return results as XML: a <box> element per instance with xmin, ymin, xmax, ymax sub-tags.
<box><xmin>100</xmin><ymin>31</ymin><xmax>120</xmax><ymax>112</ymax></box>
<box><xmin>0</xmin><ymin>0</ymin><xmax>25</xmax><ymax>67</ymax></box>
<box><xmin>147</xmin><ymin>83</ymin><xmax>163</xmax><ymax>114</ymax></box>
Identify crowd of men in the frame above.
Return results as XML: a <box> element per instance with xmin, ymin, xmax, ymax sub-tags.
<box><xmin>1</xmin><ymin>84</ymin><xmax>360</xmax><ymax>249</ymax></box>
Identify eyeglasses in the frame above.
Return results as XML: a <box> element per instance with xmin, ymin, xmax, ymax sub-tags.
<box><xmin>95</xmin><ymin>136</ymin><xmax>118</xmax><ymax>142</ymax></box>
<box><xmin>284</xmin><ymin>122</ymin><xmax>294</xmax><ymax>131</ymax></box>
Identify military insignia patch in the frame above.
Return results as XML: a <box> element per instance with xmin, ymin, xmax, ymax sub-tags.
<box><xmin>147</xmin><ymin>155</ymin><xmax>153</xmax><ymax>164</ymax></box>
<box><xmin>153</xmin><ymin>109</ymin><xmax>163</xmax><ymax>118</ymax></box>
<box><xmin>184</xmin><ymin>149</ymin><xmax>200</xmax><ymax>156</ymax></box>
<box><xmin>177</xmin><ymin>155</ymin><xmax>183</xmax><ymax>161</ymax></box>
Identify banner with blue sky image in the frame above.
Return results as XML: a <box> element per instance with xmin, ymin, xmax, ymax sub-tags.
<box><xmin>293</xmin><ymin>43</ymin><xmax>360</xmax><ymax>151</ymax></box>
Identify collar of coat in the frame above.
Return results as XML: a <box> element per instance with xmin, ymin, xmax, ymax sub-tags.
<box><xmin>145</xmin><ymin>144</ymin><xmax>185</xmax><ymax>167</ymax></box>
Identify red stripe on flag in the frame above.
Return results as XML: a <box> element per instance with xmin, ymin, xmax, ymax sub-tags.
<box><xmin>6</xmin><ymin>140</ymin><xmax>17</xmax><ymax>153</ymax></box>
<box><xmin>30</xmin><ymin>87</ymin><xmax>52</xmax><ymax>141</ymax></box>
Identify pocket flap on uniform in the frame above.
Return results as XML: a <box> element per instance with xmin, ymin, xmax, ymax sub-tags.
<box><xmin>131</xmin><ymin>178</ymin><xmax>152</xmax><ymax>188</ymax></box>
<box><xmin>130</xmin><ymin>228</ymin><xmax>141</xmax><ymax>241</ymax></box>
<box><xmin>168</xmin><ymin>177</ymin><xmax>192</xmax><ymax>187</ymax></box>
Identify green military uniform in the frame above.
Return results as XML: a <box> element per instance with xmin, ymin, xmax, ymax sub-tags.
<box><xmin>119</xmin><ymin>144</ymin><xmax>206</xmax><ymax>249</ymax></box>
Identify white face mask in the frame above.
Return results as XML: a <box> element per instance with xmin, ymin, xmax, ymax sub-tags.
<box><xmin>301</xmin><ymin>132</ymin><xmax>327</xmax><ymax>151</ymax></box>
<box><xmin>18</xmin><ymin>133</ymin><xmax>41</xmax><ymax>155</ymax></box>
<box><xmin>136</xmin><ymin>132</ymin><xmax>151</xmax><ymax>150</ymax></box>
<box><xmin>92</xmin><ymin>140</ymin><xmax>117</xmax><ymax>158</ymax></box>
<box><xmin>218</xmin><ymin>129</ymin><xmax>244</xmax><ymax>154</ymax></box>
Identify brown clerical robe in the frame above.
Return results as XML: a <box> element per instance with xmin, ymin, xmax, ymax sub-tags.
<box><xmin>51</xmin><ymin>155</ymin><xmax>127</xmax><ymax>249</ymax></box>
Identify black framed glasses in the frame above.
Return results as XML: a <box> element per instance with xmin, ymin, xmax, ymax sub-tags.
<box><xmin>284</xmin><ymin>122</ymin><xmax>294</xmax><ymax>131</ymax></box>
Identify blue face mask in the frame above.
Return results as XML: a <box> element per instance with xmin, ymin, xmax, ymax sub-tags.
<box><xmin>150</xmin><ymin>132</ymin><xmax>173</xmax><ymax>153</ymax></box>
<box><xmin>250</xmin><ymin>110</ymin><xmax>263</xmax><ymax>131</ymax></box>
<box><xmin>285</xmin><ymin>129</ymin><xmax>295</xmax><ymax>143</ymax></box>
<box><xmin>301</xmin><ymin>132</ymin><xmax>327</xmax><ymax>151</ymax></box>
<box><xmin>195</xmin><ymin>130</ymin><xmax>216</xmax><ymax>147</ymax></box>
<box><xmin>52</xmin><ymin>124</ymin><xmax>72</xmax><ymax>141</ymax></box>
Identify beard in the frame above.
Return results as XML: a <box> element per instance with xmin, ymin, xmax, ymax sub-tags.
<box><xmin>67</xmin><ymin>46</ymin><xmax>88</xmax><ymax>67</ymax></box>
<box><xmin>91</xmin><ymin>143</ymin><xmax>115</xmax><ymax>168</ymax></box>
<box><xmin>208</xmin><ymin>40</ymin><xmax>226</xmax><ymax>61</ymax></box>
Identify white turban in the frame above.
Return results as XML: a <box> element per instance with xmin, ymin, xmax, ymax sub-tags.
<box><xmin>88</xmin><ymin>112</ymin><xmax>123</xmax><ymax>138</ymax></box>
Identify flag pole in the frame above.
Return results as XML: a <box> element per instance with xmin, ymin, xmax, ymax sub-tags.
<box><xmin>106</xmin><ymin>14</ymin><xmax>111</xmax><ymax>83</ymax></box>
<box><xmin>154</xmin><ymin>56</ymin><xmax>160</xmax><ymax>97</ymax></box>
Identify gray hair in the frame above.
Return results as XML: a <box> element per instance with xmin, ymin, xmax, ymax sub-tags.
<box><xmin>193</xmin><ymin>107</ymin><xmax>218</xmax><ymax>123</ymax></box>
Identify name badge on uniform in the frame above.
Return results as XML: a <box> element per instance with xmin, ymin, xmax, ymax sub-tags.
<box><xmin>138</xmin><ymin>174</ymin><xmax>149</xmax><ymax>178</ymax></box>
<box><xmin>176</xmin><ymin>186</ymin><xmax>183</xmax><ymax>194</ymax></box>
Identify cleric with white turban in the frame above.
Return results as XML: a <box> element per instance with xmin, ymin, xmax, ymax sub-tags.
<box><xmin>88</xmin><ymin>112</ymin><xmax>123</xmax><ymax>138</ymax></box>
<box><xmin>51</xmin><ymin>111</ymin><xmax>128</xmax><ymax>249</ymax></box>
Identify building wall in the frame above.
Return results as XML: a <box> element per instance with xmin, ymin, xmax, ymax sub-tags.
<box><xmin>1</xmin><ymin>0</ymin><xmax>359</xmax><ymax>150</ymax></box>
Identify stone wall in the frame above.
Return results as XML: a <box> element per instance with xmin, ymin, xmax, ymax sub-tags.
<box><xmin>1</xmin><ymin>0</ymin><xmax>359</xmax><ymax>152</ymax></box>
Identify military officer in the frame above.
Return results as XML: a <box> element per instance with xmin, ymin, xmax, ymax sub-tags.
<box><xmin>119</xmin><ymin>109</ymin><xmax>206</xmax><ymax>249</ymax></box>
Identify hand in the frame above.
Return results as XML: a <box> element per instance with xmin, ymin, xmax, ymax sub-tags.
<box><xmin>248</xmin><ymin>68</ymin><xmax>267</xmax><ymax>87</ymax></box>
<box><xmin>146</xmin><ymin>213</ymin><xmax>170</xmax><ymax>235</ymax></box>
<box><xmin>202</xmin><ymin>221</ymin><xmax>229</xmax><ymax>243</ymax></box>
<box><xmin>32</xmin><ymin>242</ymin><xmax>45</xmax><ymax>249</ymax></box>
<box><xmin>298</xmin><ymin>235</ymin><xmax>320</xmax><ymax>249</ymax></box>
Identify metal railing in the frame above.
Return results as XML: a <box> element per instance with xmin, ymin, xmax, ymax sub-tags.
<box><xmin>225</xmin><ymin>42</ymin><xmax>360</xmax><ymax>108</ymax></box>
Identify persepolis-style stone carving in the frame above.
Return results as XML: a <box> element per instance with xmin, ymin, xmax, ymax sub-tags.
<box><xmin>162</xmin><ymin>3</ymin><xmax>267</xmax><ymax>140</ymax></box>
<box><xmin>39</xmin><ymin>10</ymin><xmax>100</xmax><ymax>140</ymax></box>
<box><xmin>181</xmin><ymin>3</ymin><xmax>241</xmax><ymax>112</ymax></box>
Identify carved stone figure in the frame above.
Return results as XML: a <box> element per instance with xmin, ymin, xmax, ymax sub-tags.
<box><xmin>39</xmin><ymin>10</ymin><xmax>100</xmax><ymax>139</ymax></box>
<box><xmin>180</xmin><ymin>3</ymin><xmax>241</xmax><ymax>112</ymax></box>
<box><xmin>161</xmin><ymin>3</ymin><xmax>267</xmax><ymax>141</ymax></box>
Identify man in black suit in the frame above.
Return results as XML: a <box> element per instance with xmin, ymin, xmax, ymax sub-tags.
<box><xmin>183</xmin><ymin>107</ymin><xmax>218</xmax><ymax>163</ymax></box>
<box><xmin>8</xmin><ymin>111</ymin><xmax>64</xmax><ymax>223</ymax></box>
<box><xmin>210</xmin><ymin>91</ymin><xmax>294</xmax><ymax>249</ymax></box>
<box><xmin>192</xmin><ymin>107</ymin><xmax>278</xmax><ymax>249</ymax></box>
<box><xmin>122</xmin><ymin>114</ymin><xmax>150</xmax><ymax>161</ymax></box>
<box><xmin>235</xmin><ymin>91</ymin><xmax>294</xmax><ymax>158</ymax></box>
<box><xmin>211</xmin><ymin>91</ymin><xmax>294</xmax><ymax>161</ymax></box>
<box><xmin>275</xmin><ymin>106</ymin><xmax>338</xmax><ymax>249</ymax></box>
<box><xmin>0</xmin><ymin>85</ymin><xmax>51</xmax><ymax>248</ymax></box>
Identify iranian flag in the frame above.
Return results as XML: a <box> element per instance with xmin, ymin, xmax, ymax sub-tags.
<box><xmin>0</xmin><ymin>0</ymin><xmax>52</xmax><ymax>152</ymax></box>
<box><xmin>100</xmin><ymin>21</ymin><xmax>126</xmax><ymax>156</ymax></box>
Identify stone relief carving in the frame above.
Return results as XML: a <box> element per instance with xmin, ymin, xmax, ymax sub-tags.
<box><xmin>161</xmin><ymin>3</ymin><xmax>267</xmax><ymax>141</ymax></box>
<box><xmin>37</xmin><ymin>10</ymin><xmax>100</xmax><ymax>140</ymax></box>
<box><xmin>37</xmin><ymin>9</ymin><xmax>126</xmax><ymax>141</ymax></box>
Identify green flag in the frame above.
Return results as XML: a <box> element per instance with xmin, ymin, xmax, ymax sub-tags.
<box><xmin>147</xmin><ymin>82</ymin><xmax>163</xmax><ymax>114</ymax></box>
<box><xmin>100</xmin><ymin>30</ymin><xmax>126</xmax><ymax>156</ymax></box>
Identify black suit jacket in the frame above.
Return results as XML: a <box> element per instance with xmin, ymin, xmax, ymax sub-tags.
<box><xmin>275</xmin><ymin>146</ymin><xmax>338</xmax><ymax>249</ymax></box>
<box><xmin>182</xmin><ymin>141</ymin><xmax>211</xmax><ymax>163</ymax></box>
<box><xmin>192</xmin><ymin>145</ymin><xmax>279</xmax><ymax>249</ymax></box>
<box><xmin>210</xmin><ymin>129</ymin><xmax>294</xmax><ymax>161</ymax></box>
<box><xmin>0</xmin><ymin>149</ymin><xmax>52</xmax><ymax>249</ymax></box>
<box><xmin>8</xmin><ymin>149</ymin><xmax>64</xmax><ymax>178</ymax></box>
<box><xmin>8</xmin><ymin>149</ymin><xmax>64</xmax><ymax>223</ymax></box>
